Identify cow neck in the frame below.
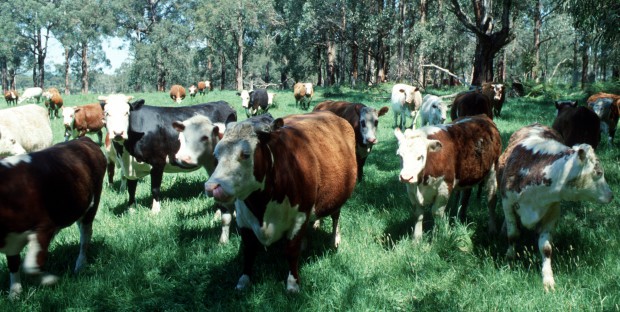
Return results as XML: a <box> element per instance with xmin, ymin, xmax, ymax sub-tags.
<box><xmin>242</xmin><ymin>141</ymin><xmax>275</xmax><ymax>224</ymax></box>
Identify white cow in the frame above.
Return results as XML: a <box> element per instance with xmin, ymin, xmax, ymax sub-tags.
<box><xmin>391</xmin><ymin>83</ymin><xmax>422</xmax><ymax>129</ymax></box>
<box><xmin>17</xmin><ymin>87</ymin><xmax>43</xmax><ymax>105</ymax></box>
<box><xmin>419</xmin><ymin>95</ymin><xmax>447</xmax><ymax>127</ymax></box>
<box><xmin>0</xmin><ymin>104</ymin><xmax>53</xmax><ymax>157</ymax></box>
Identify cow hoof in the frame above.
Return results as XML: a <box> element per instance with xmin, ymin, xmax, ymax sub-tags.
<box><xmin>8</xmin><ymin>284</ymin><xmax>22</xmax><ymax>300</ymax></box>
<box><xmin>41</xmin><ymin>274</ymin><xmax>59</xmax><ymax>286</ymax></box>
<box><xmin>543</xmin><ymin>277</ymin><xmax>555</xmax><ymax>292</ymax></box>
<box><xmin>236</xmin><ymin>274</ymin><xmax>251</xmax><ymax>290</ymax></box>
<box><xmin>286</xmin><ymin>273</ymin><xmax>300</xmax><ymax>293</ymax></box>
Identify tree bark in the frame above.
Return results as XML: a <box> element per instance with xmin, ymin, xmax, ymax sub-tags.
<box><xmin>396</xmin><ymin>0</ymin><xmax>406</xmax><ymax>81</ymax></box>
<box><xmin>1</xmin><ymin>58</ymin><xmax>6</xmax><ymax>92</ymax></box>
<box><xmin>418</xmin><ymin>0</ymin><xmax>427</xmax><ymax>86</ymax></box>
<box><xmin>235</xmin><ymin>9</ymin><xmax>245</xmax><ymax>91</ymax></box>
<box><xmin>351</xmin><ymin>39</ymin><xmax>359</xmax><ymax>86</ymax></box>
<box><xmin>64</xmin><ymin>47</ymin><xmax>72</xmax><ymax>95</ymax></box>
<box><xmin>220</xmin><ymin>52</ymin><xmax>226</xmax><ymax>90</ymax></box>
<box><xmin>532</xmin><ymin>0</ymin><xmax>542</xmax><ymax>82</ymax></box>
<box><xmin>327</xmin><ymin>34</ymin><xmax>336</xmax><ymax>86</ymax></box>
<box><xmin>316</xmin><ymin>45</ymin><xmax>323</xmax><ymax>87</ymax></box>
<box><xmin>81</xmin><ymin>43</ymin><xmax>89</xmax><ymax>94</ymax></box>
<box><xmin>581</xmin><ymin>40</ymin><xmax>589</xmax><ymax>89</ymax></box>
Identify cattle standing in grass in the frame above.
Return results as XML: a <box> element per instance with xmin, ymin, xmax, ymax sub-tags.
<box><xmin>498</xmin><ymin>123</ymin><xmax>613</xmax><ymax>292</ymax></box>
<box><xmin>100</xmin><ymin>94</ymin><xmax>237</xmax><ymax>215</ymax></box>
<box><xmin>169</xmin><ymin>85</ymin><xmax>186</xmax><ymax>104</ymax></box>
<box><xmin>188</xmin><ymin>85</ymin><xmax>197</xmax><ymax>98</ymax></box>
<box><xmin>4</xmin><ymin>90</ymin><xmax>18</xmax><ymax>106</ymax></box>
<box><xmin>238</xmin><ymin>89</ymin><xmax>270</xmax><ymax>118</ymax></box>
<box><xmin>482</xmin><ymin>83</ymin><xmax>506</xmax><ymax>117</ymax></box>
<box><xmin>587</xmin><ymin>92</ymin><xmax>620</xmax><ymax>146</ymax></box>
<box><xmin>62</xmin><ymin>103</ymin><xmax>105</xmax><ymax>144</ymax></box>
<box><xmin>293</xmin><ymin>82</ymin><xmax>314</xmax><ymax>109</ymax></box>
<box><xmin>204</xmin><ymin>111</ymin><xmax>357</xmax><ymax>292</ymax></box>
<box><xmin>450</xmin><ymin>90</ymin><xmax>493</xmax><ymax>121</ymax></box>
<box><xmin>42</xmin><ymin>90</ymin><xmax>63</xmax><ymax>119</ymax></box>
<box><xmin>17</xmin><ymin>87</ymin><xmax>42</xmax><ymax>105</ymax></box>
<box><xmin>314</xmin><ymin>100</ymin><xmax>389</xmax><ymax>181</ymax></box>
<box><xmin>391</xmin><ymin>83</ymin><xmax>423</xmax><ymax>129</ymax></box>
<box><xmin>0</xmin><ymin>137</ymin><xmax>106</xmax><ymax>299</ymax></box>
<box><xmin>394</xmin><ymin>115</ymin><xmax>502</xmax><ymax>238</ymax></box>
<box><xmin>419</xmin><ymin>95</ymin><xmax>447</xmax><ymax>127</ymax></box>
<box><xmin>197</xmin><ymin>81</ymin><xmax>207</xmax><ymax>95</ymax></box>
<box><xmin>552</xmin><ymin>100</ymin><xmax>600</xmax><ymax>149</ymax></box>
<box><xmin>0</xmin><ymin>104</ymin><xmax>53</xmax><ymax>157</ymax></box>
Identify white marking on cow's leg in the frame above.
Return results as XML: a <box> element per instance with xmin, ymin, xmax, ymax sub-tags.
<box><xmin>539</xmin><ymin>203</ymin><xmax>560</xmax><ymax>292</ymax></box>
<box><xmin>41</xmin><ymin>274</ymin><xmax>59</xmax><ymax>286</ymax></box>
<box><xmin>286</xmin><ymin>271</ymin><xmax>300</xmax><ymax>293</ymax></box>
<box><xmin>219</xmin><ymin>211</ymin><xmax>232</xmax><ymax>244</ymax></box>
<box><xmin>8</xmin><ymin>271</ymin><xmax>22</xmax><ymax>300</ymax></box>
<box><xmin>332</xmin><ymin>214</ymin><xmax>341</xmax><ymax>248</ymax></box>
<box><xmin>151</xmin><ymin>199</ymin><xmax>161</xmax><ymax>214</ymax></box>
<box><xmin>236</xmin><ymin>274</ymin><xmax>251</xmax><ymax>290</ymax></box>
<box><xmin>313</xmin><ymin>219</ymin><xmax>321</xmax><ymax>230</ymax></box>
<box><xmin>412</xmin><ymin>205</ymin><xmax>424</xmax><ymax>241</ymax></box>
<box><xmin>74</xmin><ymin>220</ymin><xmax>93</xmax><ymax>273</ymax></box>
<box><xmin>24</xmin><ymin>233</ymin><xmax>42</xmax><ymax>274</ymax></box>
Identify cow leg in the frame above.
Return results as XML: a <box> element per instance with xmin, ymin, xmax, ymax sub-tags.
<box><xmin>218</xmin><ymin>203</ymin><xmax>233</xmax><ymax>244</ymax></box>
<box><xmin>107</xmin><ymin>161</ymin><xmax>115</xmax><ymax>186</ymax></box>
<box><xmin>97</xmin><ymin>130</ymin><xmax>103</xmax><ymax>145</ymax></box>
<box><xmin>406</xmin><ymin>185</ymin><xmax>425</xmax><ymax>241</ymax></box>
<box><xmin>285</xmin><ymin>228</ymin><xmax>305</xmax><ymax>292</ymax></box>
<box><xmin>7</xmin><ymin>255</ymin><xmax>22</xmax><ymax>300</ymax></box>
<box><xmin>237</xmin><ymin>228</ymin><xmax>260</xmax><ymax>291</ymax></box>
<box><xmin>503</xmin><ymin>199</ymin><xmax>520</xmax><ymax>259</ymax></box>
<box><xmin>485</xmin><ymin>167</ymin><xmax>499</xmax><ymax>234</ymax></box>
<box><xmin>74</xmin><ymin>220</ymin><xmax>93</xmax><ymax>273</ymax></box>
<box><xmin>457</xmin><ymin>189</ymin><xmax>472</xmax><ymax>222</ymax></box>
<box><xmin>24</xmin><ymin>229</ymin><xmax>59</xmax><ymax>286</ymax></box>
<box><xmin>127</xmin><ymin>179</ymin><xmax>138</xmax><ymax>210</ymax></box>
<box><xmin>539</xmin><ymin>203</ymin><xmax>560</xmax><ymax>292</ymax></box>
<box><xmin>331</xmin><ymin>211</ymin><xmax>341</xmax><ymax>248</ymax></box>
<box><xmin>357</xmin><ymin>156</ymin><xmax>366</xmax><ymax>182</ymax></box>
<box><xmin>150</xmin><ymin>166</ymin><xmax>164</xmax><ymax>214</ymax></box>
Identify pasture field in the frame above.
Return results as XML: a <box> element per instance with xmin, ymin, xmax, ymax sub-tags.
<box><xmin>1</xmin><ymin>86</ymin><xmax>620</xmax><ymax>311</ymax></box>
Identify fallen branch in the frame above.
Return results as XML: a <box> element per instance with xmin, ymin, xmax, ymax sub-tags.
<box><xmin>421</xmin><ymin>63</ymin><xmax>470</xmax><ymax>88</ymax></box>
<box><xmin>549</xmin><ymin>58</ymin><xmax>569</xmax><ymax>82</ymax></box>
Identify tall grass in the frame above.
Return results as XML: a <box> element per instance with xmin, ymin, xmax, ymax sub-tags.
<box><xmin>1</xmin><ymin>86</ymin><xmax>619</xmax><ymax>311</ymax></box>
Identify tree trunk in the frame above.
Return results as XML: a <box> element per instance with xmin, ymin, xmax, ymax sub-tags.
<box><xmin>235</xmin><ymin>11</ymin><xmax>245</xmax><ymax>91</ymax></box>
<box><xmin>156</xmin><ymin>54</ymin><xmax>166</xmax><ymax>92</ymax></box>
<box><xmin>351</xmin><ymin>40</ymin><xmax>359</xmax><ymax>86</ymax></box>
<box><xmin>64</xmin><ymin>47</ymin><xmax>71</xmax><ymax>95</ymax></box>
<box><xmin>81</xmin><ymin>43</ymin><xmax>89</xmax><ymax>94</ymax></box>
<box><xmin>581</xmin><ymin>41</ymin><xmax>589</xmax><ymax>89</ymax></box>
<box><xmin>316</xmin><ymin>45</ymin><xmax>323</xmax><ymax>87</ymax></box>
<box><xmin>220</xmin><ymin>52</ymin><xmax>226</xmax><ymax>90</ymax></box>
<box><xmin>1</xmin><ymin>58</ymin><xmax>6</xmax><ymax>91</ymax></box>
<box><xmin>572</xmin><ymin>37</ymin><xmax>579</xmax><ymax>87</ymax></box>
<box><xmin>532</xmin><ymin>0</ymin><xmax>541</xmax><ymax>82</ymax></box>
<box><xmin>327</xmin><ymin>35</ymin><xmax>336</xmax><ymax>86</ymax></box>
<box><xmin>396</xmin><ymin>0</ymin><xmax>406</xmax><ymax>81</ymax></box>
<box><xmin>418</xmin><ymin>0</ymin><xmax>427</xmax><ymax>85</ymax></box>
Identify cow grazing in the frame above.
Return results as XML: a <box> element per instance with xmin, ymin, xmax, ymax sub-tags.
<box><xmin>4</xmin><ymin>90</ymin><xmax>18</xmax><ymax>106</ymax></box>
<box><xmin>17</xmin><ymin>87</ymin><xmax>43</xmax><ymax>105</ymax></box>
<box><xmin>188</xmin><ymin>85</ymin><xmax>198</xmax><ymax>98</ymax></box>
<box><xmin>314</xmin><ymin>100</ymin><xmax>389</xmax><ymax>181</ymax></box>
<box><xmin>482</xmin><ymin>82</ymin><xmax>506</xmax><ymax>117</ymax></box>
<box><xmin>238</xmin><ymin>89</ymin><xmax>270</xmax><ymax>118</ymax></box>
<box><xmin>293</xmin><ymin>82</ymin><xmax>314</xmax><ymax>109</ymax></box>
<box><xmin>0</xmin><ymin>137</ymin><xmax>106</xmax><ymax>299</ymax></box>
<box><xmin>450</xmin><ymin>90</ymin><xmax>493</xmax><ymax>121</ymax></box>
<box><xmin>100</xmin><ymin>94</ymin><xmax>237</xmax><ymax>214</ymax></box>
<box><xmin>419</xmin><ymin>94</ymin><xmax>447</xmax><ymax>127</ymax></box>
<box><xmin>498</xmin><ymin>123</ymin><xmax>613</xmax><ymax>292</ymax></box>
<box><xmin>197</xmin><ymin>81</ymin><xmax>213</xmax><ymax>95</ymax></box>
<box><xmin>0</xmin><ymin>104</ymin><xmax>53</xmax><ymax>157</ymax></box>
<box><xmin>587</xmin><ymin>92</ymin><xmax>620</xmax><ymax>146</ymax></box>
<box><xmin>42</xmin><ymin>90</ymin><xmax>63</xmax><ymax>119</ymax></box>
<box><xmin>552</xmin><ymin>100</ymin><xmax>600</xmax><ymax>149</ymax></box>
<box><xmin>62</xmin><ymin>103</ymin><xmax>105</xmax><ymax>144</ymax></box>
<box><xmin>267</xmin><ymin>92</ymin><xmax>276</xmax><ymax>107</ymax></box>
<box><xmin>169</xmin><ymin>85</ymin><xmax>186</xmax><ymax>104</ymax></box>
<box><xmin>394</xmin><ymin>115</ymin><xmax>502</xmax><ymax>238</ymax></box>
<box><xmin>391</xmin><ymin>83</ymin><xmax>423</xmax><ymax>129</ymax></box>
<box><xmin>204</xmin><ymin>111</ymin><xmax>357</xmax><ymax>292</ymax></box>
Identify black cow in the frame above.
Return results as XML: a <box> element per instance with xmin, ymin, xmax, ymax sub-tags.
<box><xmin>552</xmin><ymin>100</ymin><xmax>601</xmax><ymax>149</ymax></box>
<box><xmin>239</xmin><ymin>89</ymin><xmax>270</xmax><ymax>118</ymax></box>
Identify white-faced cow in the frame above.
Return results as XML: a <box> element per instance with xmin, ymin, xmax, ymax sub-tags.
<box><xmin>0</xmin><ymin>137</ymin><xmax>106</xmax><ymax>299</ymax></box>
<box><xmin>4</xmin><ymin>90</ymin><xmax>18</xmax><ymax>106</ymax></box>
<box><xmin>188</xmin><ymin>85</ymin><xmax>198</xmax><ymax>98</ymax></box>
<box><xmin>238</xmin><ymin>89</ymin><xmax>270</xmax><ymax>118</ymax></box>
<box><xmin>100</xmin><ymin>94</ymin><xmax>237</xmax><ymax>214</ymax></box>
<box><xmin>169</xmin><ymin>85</ymin><xmax>186</xmax><ymax>104</ymax></box>
<box><xmin>395</xmin><ymin>115</ymin><xmax>502</xmax><ymax>239</ymax></box>
<box><xmin>450</xmin><ymin>90</ymin><xmax>493</xmax><ymax>121</ymax></box>
<box><xmin>482</xmin><ymin>82</ymin><xmax>506</xmax><ymax>117</ymax></box>
<box><xmin>552</xmin><ymin>100</ymin><xmax>600</xmax><ymax>149</ymax></box>
<box><xmin>0</xmin><ymin>104</ymin><xmax>53</xmax><ymax>157</ymax></box>
<box><xmin>204</xmin><ymin>111</ymin><xmax>357</xmax><ymax>293</ymax></box>
<box><xmin>391</xmin><ymin>83</ymin><xmax>423</xmax><ymax>129</ymax></box>
<box><xmin>313</xmin><ymin>100</ymin><xmax>389</xmax><ymax>181</ymax></box>
<box><xmin>587</xmin><ymin>92</ymin><xmax>620</xmax><ymax>146</ymax></box>
<box><xmin>419</xmin><ymin>94</ymin><xmax>447</xmax><ymax>127</ymax></box>
<box><xmin>293</xmin><ymin>82</ymin><xmax>314</xmax><ymax>110</ymax></box>
<box><xmin>498</xmin><ymin>123</ymin><xmax>613</xmax><ymax>292</ymax></box>
<box><xmin>62</xmin><ymin>103</ymin><xmax>105</xmax><ymax>144</ymax></box>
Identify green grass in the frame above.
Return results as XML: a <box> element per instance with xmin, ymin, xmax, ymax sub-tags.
<box><xmin>1</xmin><ymin>86</ymin><xmax>620</xmax><ymax>311</ymax></box>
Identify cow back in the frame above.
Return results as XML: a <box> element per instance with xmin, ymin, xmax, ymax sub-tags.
<box><xmin>552</xmin><ymin>106</ymin><xmax>600</xmax><ymax>149</ymax></box>
<box><xmin>0</xmin><ymin>104</ymin><xmax>53</xmax><ymax>155</ymax></box>
<box><xmin>250</xmin><ymin>89</ymin><xmax>269</xmax><ymax>110</ymax></box>
<box><xmin>450</xmin><ymin>91</ymin><xmax>493</xmax><ymax>121</ymax></box>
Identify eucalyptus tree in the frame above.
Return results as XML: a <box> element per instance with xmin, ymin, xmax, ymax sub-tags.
<box><xmin>0</xmin><ymin>2</ymin><xmax>25</xmax><ymax>91</ymax></box>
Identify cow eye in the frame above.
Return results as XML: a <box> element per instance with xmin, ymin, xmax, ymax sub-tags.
<box><xmin>374</xmin><ymin>120</ymin><xmax>378</xmax><ymax>127</ymax></box>
<box><xmin>239</xmin><ymin>151</ymin><xmax>250</xmax><ymax>160</ymax></box>
<box><xmin>417</xmin><ymin>155</ymin><xmax>424</xmax><ymax>161</ymax></box>
<box><xmin>360</xmin><ymin>120</ymin><xmax>366</xmax><ymax>128</ymax></box>
<box><xmin>200</xmin><ymin>135</ymin><xmax>209</xmax><ymax>142</ymax></box>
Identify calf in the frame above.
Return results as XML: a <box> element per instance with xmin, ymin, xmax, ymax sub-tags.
<box><xmin>293</xmin><ymin>82</ymin><xmax>314</xmax><ymax>109</ymax></box>
<box><xmin>188</xmin><ymin>85</ymin><xmax>198</xmax><ymax>98</ymax></box>
<box><xmin>419</xmin><ymin>94</ymin><xmax>447</xmax><ymax>127</ymax></box>
<box><xmin>100</xmin><ymin>94</ymin><xmax>237</xmax><ymax>214</ymax></box>
<box><xmin>450</xmin><ymin>91</ymin><xmax>493</xmax><ymax>121</ymax></box>
<box><xmin>587</xmin><ymin>92</ymin><xmax>620</xmax><ymax>146</ymax></box>
<box><xmin>498</xmin><ymin>123</ymin><xmax>613</xmax><ymax>292</ymax></box>
<box><xmin>204</xmin><ymin>111</ymin><xmax>357</xmax><ymax>292</ymax></box>
<box><xmin>4</xmin><ymin>90</ymin><xmax>18</xmax><ymax>106</ymax></box>
<box><xmin>238</xmin><ymin>89</ymin><xmax>270</xmax><ymax>118</ymax></box>
<box><xmin>0</xmin><ymin>104</ymin><xmax>53</xmax><ymax>157</ymax></box>
<box><xmin>482</xmin><ymin>82</ymin><xmax>506</xmax><ymax>117</ymax></box>
<box><xmin>552</xmin><ymin>100</ymin><xmax>600</xmax><ymax>149</ymax></box>
<box><xmin>62</xmin><ymin>103</ymin><xmax>105</xmax><ymax>144</ymax></box>
<box><xmin>197</xmin><ymin>81</ymin><xmax>213</xmax><ymax>95</ymax></box>
<box><xmin>0</xmin><ymin>137</ymin><xmax>106</xmax><ymax>299</ymax></box>
<box><xmin>169</xmin><ymin>85</ymin><xmax>186</xmax><ymax>104</ymax></box>
<box><xmin>391</xmin><ymin>83</ymin><xmax>423</xmax><ymax>129</ymax></box>
<box><xmin>314</xmin><ymin>100</ymin><xmax>389</xmax><ymax>181</ymax></box>
<box><xmin>42</xmin><ymin>90</ymin><xmax>63</xmax><ymax>119</ymax></box>
<box><xmin>394</xmin><ymin>115</ymin><xmax>502</xmax><ymax>238</ymax></box>
<box><xmin>17</xmin><ymin>87</ymin><xmax>42</xmax><ymax>105</ymax></box>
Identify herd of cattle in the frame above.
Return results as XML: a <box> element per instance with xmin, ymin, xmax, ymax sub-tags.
<box><xmin>0</xmin><ymin>82</ymin><xmax>618</xmax><ymax>298</ymax></box>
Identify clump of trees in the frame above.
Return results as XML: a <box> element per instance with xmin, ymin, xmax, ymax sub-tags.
<box><xmin>0</xmin><ymin>0</ymin><xmax>618</xmax><ymax>94</ymax></box>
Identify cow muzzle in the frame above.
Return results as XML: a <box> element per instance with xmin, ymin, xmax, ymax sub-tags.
<box><xmin>399</xmin><ymin>174</ymin><xmax>416</xmax><ymax>184</ymax></box>
<box><xmin>205</xmin><ymin>182</ymin><xmax>234</xmax><ymax>203</ymax></box>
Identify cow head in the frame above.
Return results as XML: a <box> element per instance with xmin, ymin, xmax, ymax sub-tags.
<box><xmin>61</xmin><ymin>107</ymin><xmax>76</xmax><ymax>129</ymax></box>
<box><xmin>188</xmin><ymin>85</ymin><xmax>197</xmax><ymax>96</ymax></box>
<box><xmin>394</xmin><ymin>128</ymin><xmax>442</xmax><ymax>184</ymax></box>
<box><xmin>359</xmin><ymin>106</ymin><xmax>389</xmax><ymax>146</ymax></box>
<box><xmin>564</xmin><ymin>144</ymin><xmax>613</xmax><ymax>204</ymax></box>
<box><xmin>173</xmin><ymin>115</ymin><xmax>223</xmax><ymax>167</ymax></box>
<box><xmin>99</xmin><ymin>94</ymin><xmax>135</xmax><ymax>141</ymax></box>
<box><xmin>491</xmin><ymin>84</ymin><xmax>504</xmax><ymax>101</ymax></box>
<box><xmin>0</xmin><ymin>126</ymin><xmax>27</xmax><ymax>157</ymax></box>
<box><xmin>238</xmin><ymin>90</ymin><xmax>251</xmax><ymax>108</ymax></box>
<box><xmin>588</xmin><ymin>98</ymin><xmax>613</xmax><ymax>120</ymax></box>
<box><xmin>554</xmin><ymin>100</ymin><xmax>578</xmax><ymax>117</ymax></box>
<box><xmin>205</xmin><ymin>114</ymin><xmax>276</xmax><ymax>203</ymax></box>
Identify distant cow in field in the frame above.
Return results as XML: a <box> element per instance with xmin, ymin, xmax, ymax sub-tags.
<box><xmin>498</xmin><ymin>123</ymin><xmax>613</xmax><ymax>292</ymax></box>
<box><xmin>552</xmin><ymin>100</ymin><xmax>600</xmax><ymax>149</ymax></box>
<box><xmin>238</xmin><ymin>89</ymin><xmax>270</xmax><ymax>118</ymax></box>
<box><xmin>482</xmin><ymin>83</ymin><xmax>506</xmax><ymax>117</ymax></box>
<box><xmin>4</xmin><ymin>90</ymin><xmax>18</xmax><ymax>106</ymax></box>
<box><xmin>169</xmin><ymin>85</ymin><xmax>186</xmax><ymax>104</ymax></box>
<box><xmin>394</xmin><ymin>115</ymin><xmax>502</xmax><ymax>238</ymax></box>
<box><xmin>314</xmin><ymin>100</ymin><xmax>389</xmax><ymax>181</ymax></box>
<box><xmin>293</xmin><ymin>82</ymin><xmax>314</xmax><ymax>109</ymax></box>
<box><xmin>62</xmin><ymin>103</ymin><xmax>105</xmax><ymax>144</ymax></box>
<box><xmin>0</xmin><ymin>137</ymin><xmax>106</xmax><ymax>299</ymax></box>
<box><xmin>197</xmin><ymin>81</ymin><xmax>213</xmax><ymax>95</ymax></box>
<box><xmin>419</xmin><ymin>95</ymin><xmax>447</xmax><ymax>127</ymax></box>
<box><xmin>391</xmin><ymin>83</ymin><xmax>423</xmax><ymax>129</ymax></box>
<box><xmin>587</xmin><ymin>92</ymin><xmax>620</xmax><ymax>146</ymax></box>
<box><xmin>17</xmin><ymin>87</ymin><xmax>43</xmax><ymax>105</ymax></box>
<box><xmin>450</xmin><ymin>91</ymin><xmax>493</xmax><ymax>121</ymax></box>
<box><xmin>205</xmin><ymin>111</ymin><xmax>357</xmax><ymax>292</ymax></box>
<box><xmin>188</xmin><ymin>85</ymin><xmax>197</xmax><ymax>98</ymax></box>
<box><xmin>0</xmin><ymin>104</ymin><xmax>53</xmax><ymax>157</ymax></box>
<box><xmin>42</xmin><ymin>89</ymin><xmax>63</xmax><ymax>119</ymax></box>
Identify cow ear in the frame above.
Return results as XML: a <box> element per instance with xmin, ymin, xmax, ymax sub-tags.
<box><xmin>74</xmin><ymin>107</ymin><xmax>81</xmax><ymax>113</ymax></box>
<box><xmin>378</xmin><ymin>106</ymin><xmax>389</xmax><ymax>116</ymax></box>
<box><xmin>236</xmin><ymin>92</ymin><xmax>241</xmax><ymax>96</ymax></box>
<box><xmin>428</xmin><ymin>140</ymin><xmax>443</xmax><ymax>152</ymax></box>
<box><xmin>213</xmin><ymin>126</ymin><xmax>223</xmax><ymax>140</ymax></box>
<box><xmin>577</xmin><ymin>145</ymin><xmax>590</xmax><ymax>162</ymax></box>
<box><xmin>131</xmin><ymin>99</ymin><xmax>145</xmax><ymax>110</ymax></box>
<box><xmin>172</xmin><ymin>121</ymin><xmax>185</xmax><ymax>132</ymax></box>
<box><xmin>271</xmin><ymin>118</ymin><xmax>284</xmax><ymax>131</ymax></box>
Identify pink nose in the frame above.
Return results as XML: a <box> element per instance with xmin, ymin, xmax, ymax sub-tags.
<box><xmin>367</xmin><ymin>137</ymin><xmax>377</xmax><ymax>144</ymax></box>
<box><xmin>399</xmin><ymin>175</ymin><xmax>413</xmax><ymax>183</ymax></box>
<box><xmin>113</xmin><ymin>131</ymin><xmax>124</xmax><ymax>139</ymax></box>
<box><xmin>180</xmin><ymin>155</ymin><xmax>192</xmax><ymax>164</ymax></box>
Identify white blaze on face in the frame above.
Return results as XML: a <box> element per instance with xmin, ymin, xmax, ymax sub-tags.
<box><xmin>175</xmin><ymin>116</ymin><xmax>221</xmax><ymax>166</ymax></box>
<box><xmin>240</xmin><ymin>90</ymin><xmax>250</xmax><ymax>108</ymax></box>
<box><xmin>394</xmin><ymin>128</ymin><xmax>442</xmax><ymax>184</ymax></box>
<box><xmin>101</xmin><ymin>94</ymin><xmax>133</xmax><ymax>141</ymax></box>
<box><xmin>360</xmin><ymin>107</ymin><xmax>379</xmax><ymax>145</ymax></box>
<box><xmin>189</xmin><ymin>85</ymin><xmax>197</xmax><ymax>95</ymax></box>
<box><xmin>62</xmin><ymin>107</ymin><xmax>75</xmax><ymax>128</ymax></box>
<box><xmin>492</xmin><ymin>84</ymin><xmax>504</xmax><ymax>101</ymax></box>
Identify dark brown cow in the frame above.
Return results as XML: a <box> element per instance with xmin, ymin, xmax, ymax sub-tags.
<box><xmin>552</xmin><ymin>100</ymin><xmax>600</xmax><ymax>149</ymax></box>
<box><xmin>204</xmin><ymin>111</ymin><xmax>357</xmax><ymax>292</ymax></box>
<box><xmin>450</xmin><ymin>91</ymin><xmax>493</xmax><ymax>121</ymax></box>
<box><xmin>314</xmin><ymin>100</ymin><xmax>389</xmax><ymax>181</ymax></box>
<box><xmin>587</xmin><ymin>92</ymin><xmax>620</xmax><ymax>145</ymax></box>
<box><xmin>394</xmin><ymin>115</ymin><xmax>502</xmax><ymax>238</ymax></box>
<box><xmin>0</xmin><ymin>137</ymin><xmax>106</xmax><ymax>299</ymax></box>
<box><xmin>482</xmin><ymin>82</ymin><xmax>506</xmax><ymax>117</ymax></box>
<box><xmin>62</xmin><ymin>103</ymin><xmax>105</xmax><ymax>144</ymax></box>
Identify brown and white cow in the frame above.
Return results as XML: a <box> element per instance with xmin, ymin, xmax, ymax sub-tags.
<box><xmin>42</xmin><ymin>90</ymin><xmax>63</xmax><ymax>119</ymax></box>
<box><xmin>482</xmin><ymin>82</ymin><xmax>506</xmax><ymax>117</ymax></box>
<box><xmin>552</xmin><ymin>100</ymin><xmax>600</xmax><ymax>149</ymax></box>
<box><xmin>293</xmin><ymin>82</ymin><xmax>314</xmax><ymax>109</ymax></box>
<box><xmin>314</xmin><ymin>100</ymin><xmax>389</xmax><ymax>181</ymax></box>
<box><xmin>188</xmin><ymin>85</ymin><xmax>198</xmax><ymax>98</ymax></box>
<box><xmin>498</xmin><ymin>123</ymin><xmax>613</xmax><ymax>292</ymax></box>
<box><xmin>204</xmin><ymin>111</ymin><xmax>357</xmax><ymax>292</ymax></box>
<box><xmin>62</xmin><ymin>103</ymin><xmax>105</xmax><ymax>144</ymax></box>
<box><xmin>450</xmin><ymin>90</ymin><xmax>493</xmax><ymax>121</ymax></box>
<box><xmin>587</xmin><ymin>92</ymin><xmax>620</xmax><ymax>146</ymax></box>
<box><xmin>394</xmin><ymin>115</ymin><xmax>502</xmax><ymax>239</ymax></box>
<box><xmin>169</xmin><ymin>84</ymin><xmax>186</xmax><ymax>104</ymax></box>
<box><xmin>4</xmin><ymin>90</ymin><xmax>18</xmax><ymax>106</ymax></box>
<box><xmin>0</xmin><ymin>137</ymin><xmax>106</xmax><ymax>299</ymax></box>
<box><xmin>391</xmin><ymin>83</ymin><xmax>423</xmax><ymax>129</ymax></box>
